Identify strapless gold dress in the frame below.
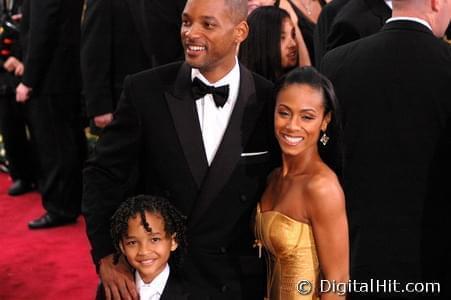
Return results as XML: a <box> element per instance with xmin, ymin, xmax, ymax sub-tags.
<box><xmin>255</xmin><ymin>203</ymin><xmax>320</xmax><ymax>300</ymax></box>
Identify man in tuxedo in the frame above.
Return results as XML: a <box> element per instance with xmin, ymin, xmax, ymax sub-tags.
<box><xmin>16</xmin><ymin>0</ymin><xmax>86</xmax><ymax>228</ymax></box>
<box><xmin>81</xmin><ymin>0</ymin><xmax>186</xmax><ymax>131</ymax></box>
<box><xmin>0</xmin><ymin>0</ymin><xmax>36</xmax><ymax>196</ymax></box>
<box><xmin>321</xmin><ymin>0</ymin><xmax>451</xmax><ymax>299</ymax></box>
<box><xmin>313</xmin><ymin>0</ymin><xmax>349</xmax><ymax>67</ymax></box>
<box><xmin>325</xmin><ymin>0</ymin><xmax>391</xmax><ymax>52</ymax></box>
<box><xmin>82</xmin><ymin>0</ymin><xmax>278</xmax><ymax>299</ymax></box>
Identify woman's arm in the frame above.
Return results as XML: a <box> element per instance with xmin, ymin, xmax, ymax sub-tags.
<box><xmin>279</xmin><ymin>0</ymin><xmax>311</xmax><ymax>66</ymax></box>
<box><xmin>306</xmin><ymin>173</ymin><xmax>349</xmax><ymax>299</ymax></box>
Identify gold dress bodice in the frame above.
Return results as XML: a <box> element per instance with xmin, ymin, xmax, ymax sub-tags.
<box><xmin>255</xmin><ymin>203</ymin><xmax>320</xmax><ymax>300</ymax></box>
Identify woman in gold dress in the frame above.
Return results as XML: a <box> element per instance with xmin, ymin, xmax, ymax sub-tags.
<box><xmin>255</xmin><ymin>67</ymin><xmax>348</xmax><ymax>299</ymax></box>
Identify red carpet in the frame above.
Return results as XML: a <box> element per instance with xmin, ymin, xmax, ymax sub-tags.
<box><xmin>0</xmin><ymin>173</ymin><xmax>98</xmax><ymax>300</ymax></box>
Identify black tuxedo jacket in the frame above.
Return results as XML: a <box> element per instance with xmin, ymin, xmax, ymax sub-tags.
<box><xmin>325</xmin><ymin>0</ymin><xmax>391</xmax><ymax>52</ymax></box>
<box><xmin>83</xmin><ymin>62</ymin><xmax>279</xmax><ymax>299</ymax></box>
<box><xmin>160</xmin><ymin>273</ymin><xmax>190</xmax><ymax>300</ymax></box>
<box><xmin>147</xmin><ymin>0</ymin><xmax>186</xmax><ymax>67</ymax></box>
<box><xmin>313</xmin><ymin>0</ymin><xmax>350</xmax><ymax>67</ymax></box>
<box><xmin>321</xmin><ymin>21</ymin><xmax>451</xmax><ymax>289</ymax></box>
<box><xmin>81</xmin><ymin>0</ymin><xmax>185</xmax><ymax>118</ymax></box>
<box><xmin>20</xmin><ymin>0</ymin><xmax>82</xmax><ymax>95</ymax></box>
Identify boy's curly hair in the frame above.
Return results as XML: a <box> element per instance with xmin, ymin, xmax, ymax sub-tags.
<box><xmin>110</xmin><ymin>194</ymin><xmax>188</xmax><ymax>270</ymax></box>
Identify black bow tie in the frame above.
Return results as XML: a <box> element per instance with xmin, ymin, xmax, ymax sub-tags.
<box><xmin>191</xmin><ymin>77</ymin><xmax>230</xmax><ymax>108</ymax></box>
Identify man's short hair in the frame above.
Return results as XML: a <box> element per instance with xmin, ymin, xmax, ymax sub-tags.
<box><xmin>224</xmin><ymin>0</ymin><xmax>248</xmax><ymax>23</ymax></box>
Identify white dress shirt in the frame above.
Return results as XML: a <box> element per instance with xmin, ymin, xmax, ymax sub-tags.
<box><xmin>386</xmin><ymin>17</ymin><xmax>432</xmax><ymax>31</ymax></box>
<box><xmin>384</xmin><ymin>0</ymin><xmax>393</xmax><ymax>10</ymax></box>
<box><xmin>192</xmin><ymin>58</ymin><xmax>240</xmax><ymax>165</ymax></box>
<box><xmin>135</xmin><ymin>264</ymin><xmax>170</xmax><ymax>300</ymax></box>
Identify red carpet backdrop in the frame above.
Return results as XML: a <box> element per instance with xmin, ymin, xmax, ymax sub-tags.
<box><xmin>0</xmin><ymin>173</ymin><xmax>98</xmax><ymax>300</ymax></box>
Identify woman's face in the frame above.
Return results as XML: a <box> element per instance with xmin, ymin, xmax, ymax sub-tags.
<box><xmin>275</xmin><ymin>84</ymin><xmax>330</xmax><ymax>157</ymax></box>
<box><xmin>280</xmin><ymin>18</ymin><xmax>298</xmax><ymax>69</ymax></box>
<box><xmin>247</xmin><ymin>0</ymin><xmax>275</xmax><ymax>15</ymax></box>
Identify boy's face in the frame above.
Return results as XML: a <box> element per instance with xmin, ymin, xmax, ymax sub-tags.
<box><xmin>120</xmin><ymin>212</ymin><xmax>178</xmax><ymax>283</ymax></box>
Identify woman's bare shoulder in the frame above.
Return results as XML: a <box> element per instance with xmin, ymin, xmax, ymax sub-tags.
<box><xmin>302</xmin><ymin>163</ymin><xmax>344</xmax><ymax>210</ymax></box>
<box><xmin>266</xmin><ymin>167</ymin><xmax>281</xmax><ymax>184</ymax></box>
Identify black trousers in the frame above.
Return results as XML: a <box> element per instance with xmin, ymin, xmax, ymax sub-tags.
<box><xmin>0</xmin><ymin>93</ymin><xmax>35</xmax><ymax>182</ymax></box>
<box><xmin>24</xmin><ymin>93</ymin><xmax>86</xmax><ymax>219</ymax></box>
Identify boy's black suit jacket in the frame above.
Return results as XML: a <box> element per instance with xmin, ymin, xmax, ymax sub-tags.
<box><xmin>83</xmin><ymin>61</ymin><xmax>279</xmax><ymax>299</ymax></box>
<box><xmin>96</xmin><ymin>273</ymin><xmax>190</xmax><ymax>300</ymax></box>
<box><xmin>160</xmin><ymin>274</ymin><xmax>190</xmax><ymax>300</ymax></box>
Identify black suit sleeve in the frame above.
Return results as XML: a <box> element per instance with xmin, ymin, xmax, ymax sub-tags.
<box><xmin>326</xmin><ymin>20</ymin><xmax>360</xmax><ymax>52</ymax></box>
<box><xmin>22</xmin><ymin>0</ymin><xmax>59</xmax><ymax>88</ymax></box>
<box><xmin>81</xmin><ymin>0</ymin><xmax>114</xmax><ymax>118</ymax></box>
<box><xmin>82</xmin><ymin>76</ymin><xmax>142</xmax><ymax>263</ymax></box>
<box><xmin>314</xmin><ymin>6</ymin><xmax>333</xmax><ymax>67</ymax></box>
<box><xmin>320</xmin><ymin>50</ymin><xmax>336</xmax><ymax>81</ymax></box>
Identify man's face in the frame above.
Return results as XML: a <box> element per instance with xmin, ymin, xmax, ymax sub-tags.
<box><xmin>181</xmin><ymin>0</ymin><xmax>244</xmax><ymax>81</ymax></box>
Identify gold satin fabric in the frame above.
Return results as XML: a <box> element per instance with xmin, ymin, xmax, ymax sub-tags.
<box><xmin>255</xmin><ymin>203</ymin><xmax>320</xmax><ymax>300</ymax></box>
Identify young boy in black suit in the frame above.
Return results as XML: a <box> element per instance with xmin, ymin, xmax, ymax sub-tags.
<box><xmin>109</xmin><ymin>195</ymin><xmax>189</xmax><ymax>300</ymax></box>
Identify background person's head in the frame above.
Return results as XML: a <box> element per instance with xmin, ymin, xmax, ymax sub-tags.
<box><xmin>181</xmin><ymin>0</ymin><xmax>249</xmax><ymax>82</ymax></box>
<box><xmin>392</xmin><ymin>0</ymin><xmax>451</xmax><ymax>37</ymax></box>
<box><xmin>111</xmin><ymin>195</ymin><xmax>187</xmax><ymax>282</ymax></box>
<box><xmin>247</xmin><ymin>0</ymin><xmax>277</xmax><ymax>15</ymax></box>
<box><xmin>239</xmin><ymin>6</ymin><xmax>298</xmax><ymax>82</ymax></box>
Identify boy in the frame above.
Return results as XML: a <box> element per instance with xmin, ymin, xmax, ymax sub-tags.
<box><xmin>108</xmin><ymin>195</ymin><xmax>189</xmax><ymax>300</ymax></box>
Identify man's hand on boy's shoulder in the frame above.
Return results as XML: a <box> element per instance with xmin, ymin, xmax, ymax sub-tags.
<box><xmin>99</xmin><ymin>254</ymin><xmax>138</xmax><ymax>300</ymax></box>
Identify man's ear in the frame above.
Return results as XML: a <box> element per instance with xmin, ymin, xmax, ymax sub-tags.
<box><xmin>431</xmin><ymin>0</ymin><xmax>439</xmax><ymax>12</ymax></box>
<box><xmin>119</xmin><ymin>241</ymin><xmax>125</xmax><ymax>254</ymax></box>
<box><xmin>234</xmin><ymin>21</ymin><xmax>249</xmax><ymax>44</ymax></box>
<box><xmin>170</xmin><ymin>233</ymin><xmax>179</xmax><ymax>252</ymax></box>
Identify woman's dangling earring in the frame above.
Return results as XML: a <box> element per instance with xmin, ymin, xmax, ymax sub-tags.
<box><xmin>320</xmin><ymin>131</ymin><xmax>329</xmax><ymax>146</ymax></box>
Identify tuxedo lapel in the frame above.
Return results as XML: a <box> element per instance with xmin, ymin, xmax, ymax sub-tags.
<box><xmin>124</xmin><ymin>0</ymin><xmax>153</xmax><ymax>61</ymax></box>
<box><xmin>165</xmin><ymin>63</ymin><xmax>209</xmax><ymax>189</ymax></box>
<box><xmin>189</xmin><ymin>65</ymin><xmax>264</xmax><ymax>226</ymax></box>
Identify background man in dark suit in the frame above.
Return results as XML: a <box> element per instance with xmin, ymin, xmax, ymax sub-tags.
<box><xmin>321</xmin><ymin>0</ymin><xmax>451</xmax><ymax>298</ymax></box>
<box><xmin>0</xmin><ymin>0</ymin><xmax>36</xmax><ymax>196</ymax></box>
<box><xmin>325</xmin><ymin>0</ymin><xmax>391</xmax><ymax>52</ymax></box>
<box><xmin>313</xmin><ymin>0</ymin><xmax>349</xmax><ymax>67</ymax></box>
<box><xmin>16</xmin><ymin>0</ymin><xmax>86</xmax><ymax>229</ymax></box>
<box><xmin>81</xmin><ymin>0</ymin><xmax>186</xmax><ymax>130</ymax></box>
<box><xmin>82</xmin><ymin>0</ymin><xmax>278</xmax><ymax>299</ymax></box>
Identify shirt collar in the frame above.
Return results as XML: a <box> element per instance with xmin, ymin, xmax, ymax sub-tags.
<box><xmin>191</xmin><ymin>57</ymin><xmax>240</xmax><ymax>88</ymax></box>
<box><xmin>384</xmin><ymin>0</ymin><xmax>392</xmax><ymax>10</ymax></box>
<box><xmin>135</xmin><ymin>264</ymin><xmax>170</xmax><ymax>298</ymax></box>
<box><xmin>191</xmin><ymin>57</ymin><xmax>241</xmax><ymax>106</ymax></box>
<box><xmin>386</xmin><ymin>17</ymin><xmax>432</xmax><ymax>31</ymax></box>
